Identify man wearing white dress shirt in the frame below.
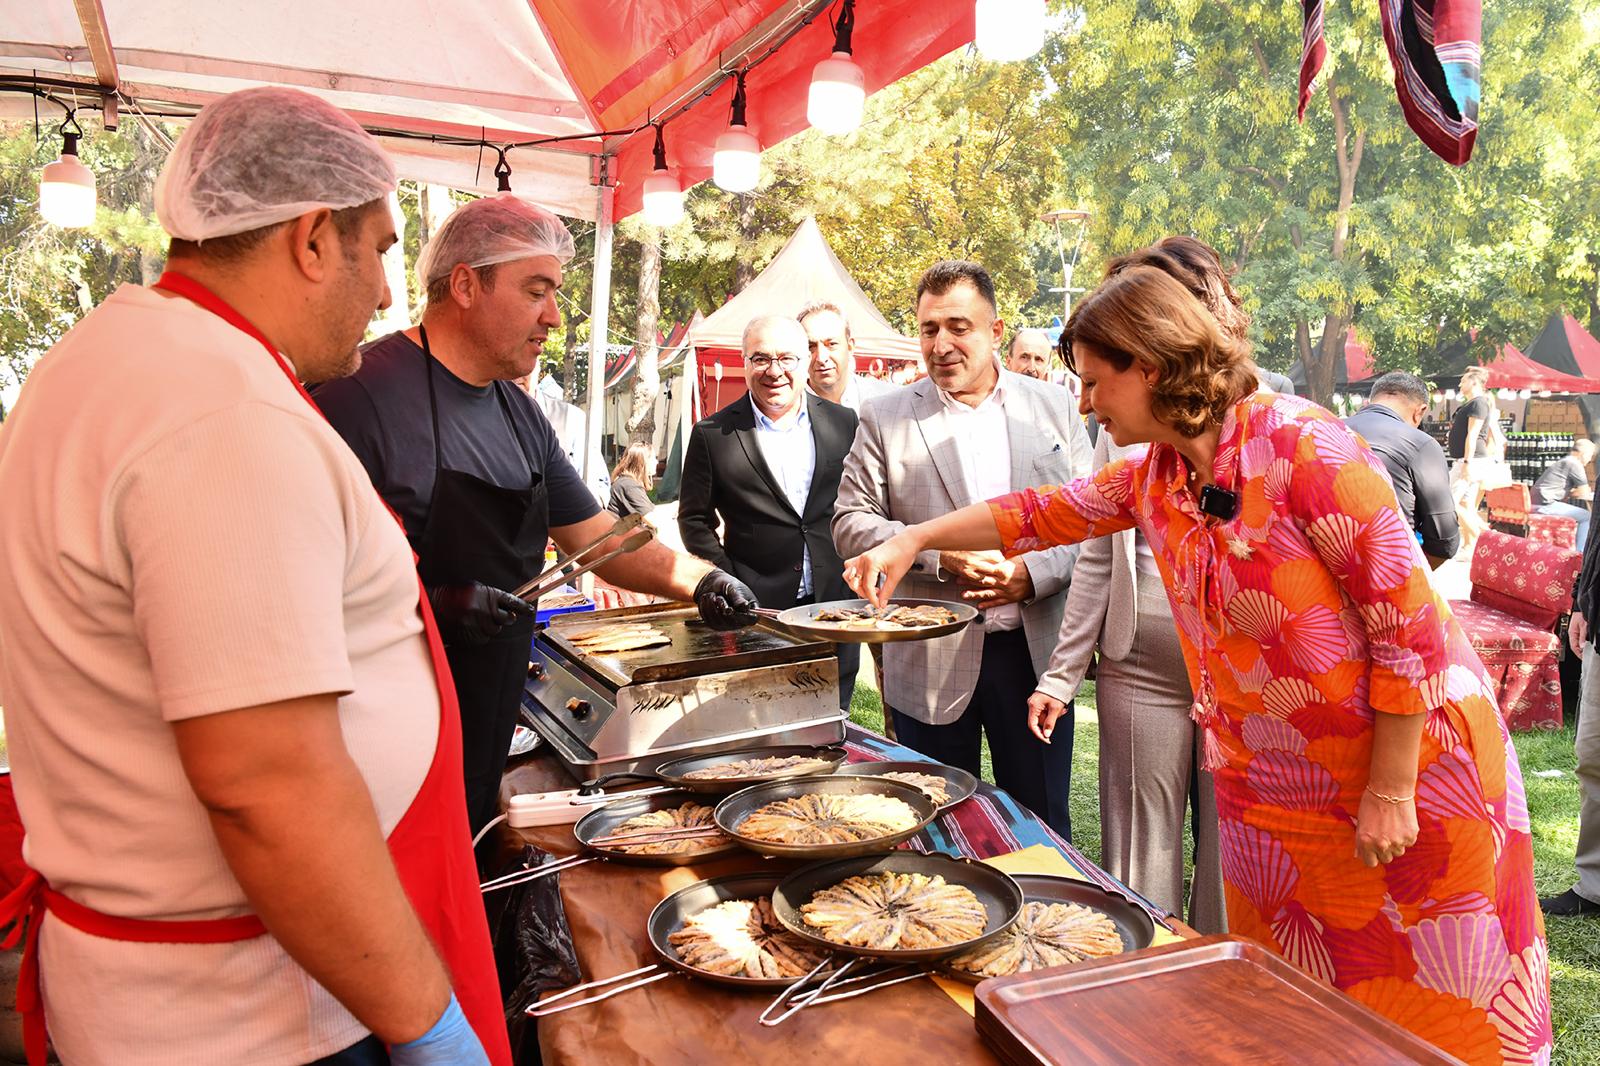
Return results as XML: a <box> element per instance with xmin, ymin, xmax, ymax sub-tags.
<box><xmin>679</xmin><ymin>316</ymin><xmax>861</xmax><ymax>708</ymax></box>
<box><xmin>799</xmin><ymin>301</ymin><xmax>894</xmax><ymax>412</ymax></box>
<box><xmin>833</xmin><ymin>262</ymin><xmax>1092</xmax><ymax>839</ymax></box>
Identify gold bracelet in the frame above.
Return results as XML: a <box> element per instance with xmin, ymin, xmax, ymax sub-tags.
<box><xmin>1365</xmin><ymin>785</ymin><xmax>1415</xmax><ymax>805</ymax></box>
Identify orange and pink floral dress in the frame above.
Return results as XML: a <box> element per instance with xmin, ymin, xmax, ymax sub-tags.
<box><xmin>990</xmin><ymin>392</ymin><xmax>1550</xmax><ymax>1065</ymax></box>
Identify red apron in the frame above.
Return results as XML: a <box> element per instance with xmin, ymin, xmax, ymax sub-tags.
<box><xmin>0</xmin><ymin>272</ymin><xmax>512</xmax><ymax>1066</ymax></box>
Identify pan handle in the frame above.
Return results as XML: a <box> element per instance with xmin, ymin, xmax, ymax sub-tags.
<box><xmin>577</xmin><ymin>771</ymin><xmax>660</xmax><ymax>795</ymax></box>
<box><xmin>526</xmin><ymin>964</ymin><xmax>676</xmax><ymax>1017</ymax></box>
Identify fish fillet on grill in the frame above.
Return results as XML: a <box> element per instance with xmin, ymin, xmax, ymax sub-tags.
<box><xmin>561</xmin><ymin>621</ymin><xmax>672</xmax><ymax>654</ymax></box>
<box><xmin>667</xmin><ymin>896</ymin><xmax>828</xmax><ymax>979</ymax></box>
<box><xmin>947</xmin><ymin>900</ymin><xmax>1123</xmax><ymax>977</ymax></box>
<box><xmin>680</xmin><ymin>755</ymin><xmax>832</xmax><ymax>781</ymax></box>
<box><xmin>607</xmin><ymin>802</ymin><xmax>724</xmax><ymax>855</ymax></box>
<box><xmin>879</xmin><ymin>771</ymin><xmax>951</xmax><ymax>806</ymax></box>
<box><xmin>736</xmin><ymin>793</ymin><xmax>920</xmax><ymax>845</ymax></box>
<box><xmin>799</xmin><ymin>872</ymin><xmax>987</xmax><ymax>950</ymax></box>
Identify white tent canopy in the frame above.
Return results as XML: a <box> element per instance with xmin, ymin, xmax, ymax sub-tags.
<box><xmin>686</xmin><ymin>216</ymin><xmax>919</xmax><ymax>360</ymax></box>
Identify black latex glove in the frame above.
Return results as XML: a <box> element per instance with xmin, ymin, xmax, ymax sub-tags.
<box><xmin>428</xmin><ymin>582</ymin><xmax>535</xmax><ymax>645</ymax></box>
<box><xmin>693</xmin><ymin>569</ymin><xmax>759</xmax><ymax>631</ymax></box>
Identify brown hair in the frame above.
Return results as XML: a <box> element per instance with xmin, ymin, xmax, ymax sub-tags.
<box><xmin>610</xmin><ymin>442</ymin><xmax>654</xmax><ymax>491</ymax></box>
<box><xmin>1104</xmin><ymin>236</ymin><xmax>1250</xmax><ymax>345</ymax></box>
<box><xmin>1063</xmin><ymin>267</ymin><xmax>1257</xmax><ymax>438</ymax></box>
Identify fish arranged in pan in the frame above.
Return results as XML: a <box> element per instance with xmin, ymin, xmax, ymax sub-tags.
<box><xmin>560</xmin><ymin>621</ymin><xmax>673</xmax><ymax>654</ymax></box>
<box><xmin>946</xmin><ymin>900</ymin><xmax>1123</xmax><ymax>977</ymax></box>
<box><xmin>608</xmin><ymin>802</ymin><xmax>724</xmax><ymax>855</ymax></box>
<box><xmin>878</xmin><ymin>771</ymin><xmax>951</xmax><ymax>806</ymax></box>
<box><xmin>809</xmin><ymin>604</ymin><xmax>961</xmax><ymax>630</ymax></box>
<box><xmin>736</xmin><ymin>793</ymin><xmax>920</xmax><ymax>845</ymax></box>
<box><xmin>680</xmin><ymin>754</ymin><xmax>834</xmax><ymax>781</ymax></box>
<box><xmin>799</xmin><ymin>871</ymin><xmax>988</xmax><ymax>950</ymax></box>
<box><xmin>667</xmin><ymin>896</ymin><xmax>829</xmax><ymax>979</ymax></box>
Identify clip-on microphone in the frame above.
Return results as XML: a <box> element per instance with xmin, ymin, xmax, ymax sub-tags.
<box><xmin>1199</xmin><ymin>484</ymin><xmax>1239</xmax><ymax>521</ymax></box>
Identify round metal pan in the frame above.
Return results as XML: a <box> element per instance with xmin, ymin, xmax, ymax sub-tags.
<box><xmin>572</xmin><ymin>789</ymin><xmax>742</xmax><ymax>866</ymax></box>
<box><xmin>768</xmin><ymin>598</ymin><xmax>979</xmax><ymax>644</ymax></box>
<box><xmin>936</xmin><ymin>872</ymin><xmax>1159</xmax><ymax>984</ymax></box>
<box><xmin>831</xmin><ymin>760</ymin><xmax>978</xmax><ymax>813</ymax></box>
<box><xmin>576</xmin><ymin>743</ymin><xmax>848</xmax><ymax>797</ymax></box>
<box><xmin>770</xmin><ymin>852</ymin><xmax>1024</xmax><ymax>963</ymax></box>
<box><xmin>714</xmin><ymin>775</ymin><xmax>938</xmax><ymax>860</ymax></box>
<box><xmin>646</xmin><ymin>873</ymin><xmax>837</xmax><ymax>990</ymax></box>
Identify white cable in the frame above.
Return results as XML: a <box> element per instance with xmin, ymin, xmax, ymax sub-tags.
<box><xmin>471</xmin><ymin>812</ymin><xmax>508</xmax><ymax>850</ymax></box>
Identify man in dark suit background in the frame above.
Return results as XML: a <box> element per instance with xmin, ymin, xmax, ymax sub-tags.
<box><xmin>680</xmin><ymin>315</ymin><xmax>861</xmax><ymax>709</ymax></box>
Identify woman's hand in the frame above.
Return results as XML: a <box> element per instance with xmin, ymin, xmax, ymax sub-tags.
<box><xmin>1026</xmin><ymin>691</ymin><xmax>1069</xmax><ymax>744</ymax></box>
<box><xmin>843</xmin><ymin>531</ymin><xmax>922</xmax><ymax>608</ymax></box>
<box><xmin>1353</xmin><ymin>789</ymin><xmax>1418</xmax><ymax>867</ymax></box>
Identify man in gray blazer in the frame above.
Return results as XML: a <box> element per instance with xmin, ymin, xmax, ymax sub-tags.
<box><xmin>833</xmin><ymin>261</ymin><xmax>1092</xmax><ymax>839</ymax></box>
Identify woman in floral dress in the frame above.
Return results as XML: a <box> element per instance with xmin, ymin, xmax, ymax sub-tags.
<box><xmin>843</xmin><ymin>265</ymin><xmax>1551</xmax><ymax>1065</ymax></box>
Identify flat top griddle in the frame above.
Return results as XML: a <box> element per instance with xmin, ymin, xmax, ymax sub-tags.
<box><xmin>542</xmin><ymin>604</ymin><xmax>833</xmax><ymax>688</ymax></box>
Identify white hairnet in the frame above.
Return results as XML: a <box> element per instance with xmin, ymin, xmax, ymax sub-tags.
<box><xmin>155</xmin><ymin>86</ymin><xmax>397</xmax><ymax>242</ymax></box>
<box><xmin>417</xmin><ymin>194</ymin><xmax>576</xmax><ymax>293</ymax></box>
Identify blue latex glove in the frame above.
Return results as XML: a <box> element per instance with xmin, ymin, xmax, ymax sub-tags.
<box><xmin>389</xmin><ymin>994</ymin><xmax>490</xmax><ymax>1066</ymax></box>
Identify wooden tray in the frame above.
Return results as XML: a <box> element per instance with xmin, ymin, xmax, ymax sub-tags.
<box><xmin>974</xmin><ymin>935</ymin><xmax>1463</xmax><ymax>1066</ymax></box>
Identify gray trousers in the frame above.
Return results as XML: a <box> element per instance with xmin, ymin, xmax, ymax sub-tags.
<box><xmin>1095</xmin><ymin>572</ymin><xmax>1227</xmax><ymax>933</ymax></box>
<box><xmin>1576</xmin><ymin>645</ymin><xmax>1600</xmax><ymax>903</ymax></box>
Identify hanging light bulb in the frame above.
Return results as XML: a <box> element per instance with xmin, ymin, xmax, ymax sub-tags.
<box><xmin>975</xmin><ymin>0</ymin><xmax>1048</xmax><ymax>62</ymax></box>
<box><xmin>39</xmin><ymin>110</ymin><xmax>96</xmax><ymax>228</ymax></box>
<box><xmin>713</xmin><ymin>70</ymin><xmax>761</xmax><ymax>193</ymax></box>
<box><xmin>808</xmin><ymin>0</ymin><xmax>866</xmax><ymax>136</ymax></box>
<box><xmin>641</xmin><ymin>124</ymin><xmax>685</xmax><ymax>228</ymax></box>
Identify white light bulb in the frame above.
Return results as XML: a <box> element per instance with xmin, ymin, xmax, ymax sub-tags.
<box><xmin>641</xmin><ymin>170</ymin><xmax>685</xmax><ymax>227</ymax></box>
<box><xmin>713</xmin><ymin>127</ymin><xmax>761</xmax><ymax>193</ymax></box>
<box><xmin>808</xmin><ymin>52</ymin><xmax>866</xmax><ymax>136</ymax></box>
<box><xmin>40</xmin><ymin>151</ymin><xmax>96</xmax><ymax>228</ymax></box>
<box><xmin>975</xmin><ymin>0</ymin><xmax>1048</xmax><ymax>62</ymax></box>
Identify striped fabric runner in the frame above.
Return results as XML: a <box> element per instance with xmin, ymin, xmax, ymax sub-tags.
<box><xmin>843</xmin><ymin>725</ymin><xmax>1175</xmax><ymax>930</ymax></box>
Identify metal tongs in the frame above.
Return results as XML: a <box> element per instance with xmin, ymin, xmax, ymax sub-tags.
<box><xmin>515</xmin><ymin>512</ymin><xmax>655</xmax><ymax>602</ymax></box>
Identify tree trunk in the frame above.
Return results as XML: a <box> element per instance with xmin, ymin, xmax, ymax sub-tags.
<box><xmin>420</xmin><ymin>184</ymin><xmax>455</xmax><ymax>247</ymax></box>
<box><xmin>562</xmin><ymin>311</ymin><xmax>581</xmax><ymax>406</ymax></box>
<box><xmin>732</xmin><ymin>195</ymin><xmax>758</xmax><ymax>294</ymax></box>
<box><xmin>627</xmin><ymin>236</ymin><xmax>663</xmax><ymax>452</ymax></box>
<box><xmin>1301</xmin><ymin>86</ymin><xmax>1367</xmax><ymax>408</ymax></box>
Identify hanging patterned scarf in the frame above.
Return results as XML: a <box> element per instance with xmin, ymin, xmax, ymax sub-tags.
<box><xmin>1299</xmin><ymin>0</ymin><xmax>1481</xmax><ymax>165</ymax></box>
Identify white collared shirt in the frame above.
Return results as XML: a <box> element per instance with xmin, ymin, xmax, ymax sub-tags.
<box><xmin>751</xmin><ymin>395</ymin><xmax>818</xmax><ymax>597</ymax></box>
<box><xmin>808</xmin><ymin>373</ymin><xmax>892</xmax><ymax>412</ymax></box>
<box><xmin>937</xmin><ymin>374</ymin><xmax>1021</xmax><ymax>631</ymax></box>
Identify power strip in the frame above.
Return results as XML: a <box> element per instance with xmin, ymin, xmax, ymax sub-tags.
<box><xmin>507</xmin><ymin>789</ymin><xmax>588</xmax><ymax>828</ymax></box>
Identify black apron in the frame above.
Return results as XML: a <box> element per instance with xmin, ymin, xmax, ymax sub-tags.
<box><xmin>412</xmin><ymin>327</ymin><xmax>549</xmax><ymax>838</ymax></box>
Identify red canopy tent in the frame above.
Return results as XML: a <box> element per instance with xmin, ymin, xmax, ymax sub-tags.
<box><xmin>1525</xmin><ymin>314</ymin><xmax>1600</xmax><ymax>380</ymax></box>
<box><xmin>1479</xmin><ymin>344</ymin><xmax>1600</xmax><ymax>394</ymax></box>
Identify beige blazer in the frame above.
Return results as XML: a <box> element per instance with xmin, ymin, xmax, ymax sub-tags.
<box><xmin>1034</xmin><ymin>432</ymin><xmax>1140</xmax><ymax>703</ymax></box>
<box><xmin>832</xmin><ymin>369</ymin><xmax>1094</xmax><ymax>723</ymax></box>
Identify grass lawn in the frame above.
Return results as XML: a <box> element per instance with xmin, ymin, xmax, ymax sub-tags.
<box><xmin>849</xmin><ymin>673</ymin><xmax>1599</xmax><ymax>1065</ymax></box>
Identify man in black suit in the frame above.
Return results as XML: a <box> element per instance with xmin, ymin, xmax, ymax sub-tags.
<box><xmin>680</xmin><ymin>315</ymin><xmax>861</xmax><ymax>709</ymax></box>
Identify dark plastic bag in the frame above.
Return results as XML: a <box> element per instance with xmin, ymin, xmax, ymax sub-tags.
<box><xmin>487</xmin><ymin>845</ymin><xmax>582</xmax><ymax>1066</ymax></box>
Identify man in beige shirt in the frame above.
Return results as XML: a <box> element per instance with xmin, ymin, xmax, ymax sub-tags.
<box><xmin>0</xmin><ymin>88</ymin><xmax>496</xmax><ymax>1065</ymax></box>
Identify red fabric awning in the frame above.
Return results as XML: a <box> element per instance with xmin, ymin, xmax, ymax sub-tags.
<box><xmin>1479</xmin><ymin>344</ymin><xmax>1600</xmax><ymax>394</ymax></box>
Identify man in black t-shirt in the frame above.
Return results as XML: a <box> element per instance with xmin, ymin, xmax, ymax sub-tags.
<box><xmin>315</xmin><ymin>195</ymin><xmax>757</xmax><ymax>835</ymax></box>
<box><xmin>1533</xmin><ymin>440</ymin><xmax>1596</xmax><ymax>548</ymax></box>
<box><xmin>1446</xmin><ymin>367</ymin><xmax>1497</xmax><ymax>550</ymax></box>
<box><xmin>1447</xmin><ymin>367</ymin><xmax>1495</xmax><ymax>459</ymax></box>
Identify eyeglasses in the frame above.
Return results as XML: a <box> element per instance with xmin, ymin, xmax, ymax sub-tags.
<box><xmin>748</xmin><ymin>354</ymin><xmax>800</xmax><ymax>371</ymax></box>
